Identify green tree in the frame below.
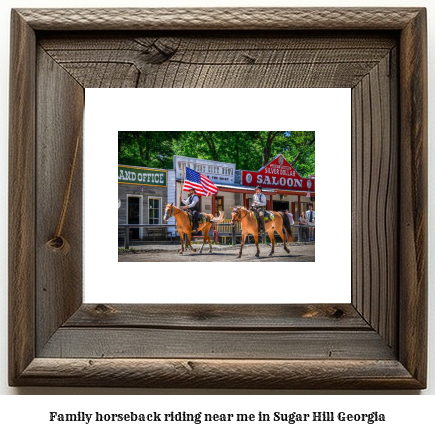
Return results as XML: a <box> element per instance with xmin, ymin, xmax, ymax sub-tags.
<box><xmin>118</xmin><ymin>131</ymin><xmax>315</xmax><ymax>177</ymax></box>
<box><xmin>118</xmin><ymin>131</ymin><xmax>181</xmax><ymax>169</ymax></box>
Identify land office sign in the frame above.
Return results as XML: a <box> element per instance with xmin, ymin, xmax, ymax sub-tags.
<box><xmin>118</xmin><ymin>165</ymin><xmax>167</xmax><ymax>187</ymax></box>
<box><xmin>242</xmin><ymin>154</ymin><xmax>315</xmax><ymax>192</ymax></box>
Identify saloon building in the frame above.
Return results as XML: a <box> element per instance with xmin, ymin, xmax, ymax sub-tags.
<box><xmin>173</xmin><ymin>154</ymin><xmax>315</xmax><ymax>222</ymax></box>
<box><xmin>118</xmin><ymin>155</ymin><xmax>314</xmax><ymax>241</ymax></box>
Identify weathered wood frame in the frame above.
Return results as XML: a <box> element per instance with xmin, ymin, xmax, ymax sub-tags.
<box><xmin>9</xmin><ymin>8</ymin><xmax>427</xmax><ymax>388</ymax></box>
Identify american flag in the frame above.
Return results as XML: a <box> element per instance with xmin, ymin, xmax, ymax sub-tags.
<box><xmin>183</xmin><ymin>167</ymin><xmax>218</xmax><ymax>196</ymax></box>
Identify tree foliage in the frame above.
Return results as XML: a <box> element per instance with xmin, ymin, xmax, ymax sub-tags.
<box><xmin>118</xmin><ymin>131</ymin><xmax>315</xmax><ymax>177</ymax></box>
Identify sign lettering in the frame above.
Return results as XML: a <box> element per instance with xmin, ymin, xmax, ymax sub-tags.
<box><xmin>174</xmin><ymin>155</ymin><xmax>236</xmax><ymax>185</ymax></box>
<box><xmin>118</xmin><ymin>165</ymin><xmax>167</xmax><ymax>187</ymax></box>
<box><xmin>242</xmin><ymin>155</ymin><xmax>314</xmax><ymax>192</ymax></box>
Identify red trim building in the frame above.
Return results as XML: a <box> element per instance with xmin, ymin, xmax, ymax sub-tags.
<box><xmin>174</xmin><ymin>154</ymin><xmax>314</xmax><ymax>220</ymax></box>
<box><xmin>241</xmin><ymin>154</ymin><xmax>315</xmax><ymax>218</ymax></box>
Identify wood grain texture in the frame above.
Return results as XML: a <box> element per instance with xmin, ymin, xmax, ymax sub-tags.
<box><xmin>65</xmin><ymin>304</ymin><xmax>369</xmax><ymax>329</ymax></box>
<box><xmin>8</xmin><ymin>10</ymin><xmax>36</xmax><ymax>386</ymax></box>
<box><xmin>38</xmin><ymin>329</ymin><xmax>395</xmax><ymax>360</ymax></box>
<box><xmin>38</xmin><ymin>33</ymin><xmax>396</xmax><ymax>89</ymax></box>
<box><xmin>16</xmin><ymin>8</ymin><xmax>422</xmax><ymax>31</ymax></box>
<box><xmin>398</xmin><ymin>9</ymin><xmax>428</xmax><ymax>386</ymax></box>
<box><xmin>17</xmin><ymin>358</ymin><xmax>420</xmax><ymax>389</ymax></box>
<box><xmin>351</xmin><ymin>79</ymin><xmax>362</xmax><ymax>312</ymax></box>
<box><xmin>387</xmin><ymin>47</ymin><xmax>399</xmax><ymax>349</ymax></box>
<box><xmin>351</xmin><ymin>50</ymin><xmax>398</xmax><ymax>352</ymax></box>
<box><xmin>8</xmin><ymin>8</ymin><xmax>427</xmax><ymax>389</ymax></box>
<box><xmin>35</xmin><ymin>48</ymin><xmax>84</xmax><ymax>353</ymax></box>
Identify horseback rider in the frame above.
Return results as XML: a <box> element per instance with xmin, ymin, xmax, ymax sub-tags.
<box><xmin>182</xmin><ymin>187</ymin><xmax>200</xmax><ymax>232</ymax></box>
<box><xmin>252</xmin><ymin>185</ymin><xmax>267</xmax><ymax>233</ymax></box>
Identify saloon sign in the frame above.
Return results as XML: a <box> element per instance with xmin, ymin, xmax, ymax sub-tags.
<box><xmin>242</xmin><ymin>154</ymin><xmax>315</xmax><ymax>192</ymax></box>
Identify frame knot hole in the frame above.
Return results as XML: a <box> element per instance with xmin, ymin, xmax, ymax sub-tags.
<box><xmin>243</xmin><ymin>53</ymin><xmax>256</xmax><ymax>64</ymax></box>
<box><xmin>332</xmin><ymin>308</ymin><xmax>345</xmax><ymax>319</ymax></box>
<box><xmin>94</xmin><ymin>304</ymin><xmax>116</xmax><ymax>315</ymax></box>
<box><xmin>45</xmin><ymin>236</ymin><xmax>70</xmax><ymax>255</ymax></box>
<box><xmin>140</xmin><ymin>38</ymin><xmax>177</xmax><ymax>64</ymax></box>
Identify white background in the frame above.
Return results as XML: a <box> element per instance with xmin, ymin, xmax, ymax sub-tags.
<box><xmin>0</xmin><ymin>0</ymin><xmax>434</xmax><ymax>423</ymax></box>
<box><xmin>85</xmin><ymin>88</ymin><xmax>351</xmax><ymax>304</ymax></box>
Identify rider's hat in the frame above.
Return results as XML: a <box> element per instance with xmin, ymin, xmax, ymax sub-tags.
<box><xmin>255</xmin><ymin>185</ymin><xmax>263</xmax><ymax>191</ymax></box>
<box><xmin>189</xmin><ymin>187</ymin><xmax>196</xmax><ymax>192</ymax></box>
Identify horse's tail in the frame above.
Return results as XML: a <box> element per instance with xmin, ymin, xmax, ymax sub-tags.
<box><xmin>278</xmin><ymin>211</ymin><xmax>293</xmax><ymax>242</ymax></box>
<box><xmin>210</xmin><ymin>211</ymin><xmax>225</xmax><ymax>223</ymax></box>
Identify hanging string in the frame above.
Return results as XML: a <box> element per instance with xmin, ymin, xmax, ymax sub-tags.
<box><xmin>45</xmin><ymin>132</ymin><xmax>81</xmax><ymax>255</ymax></box>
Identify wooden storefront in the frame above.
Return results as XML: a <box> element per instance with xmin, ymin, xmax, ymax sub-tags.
<box><xmin>118</xmin><ymin>164</ymin><xmax>169</xmax><ymax>241</ymax></box>
<box><xmin>173</xmin><ymin>154</ymin><xmax>315</xmax><ymax>220</ymax></box>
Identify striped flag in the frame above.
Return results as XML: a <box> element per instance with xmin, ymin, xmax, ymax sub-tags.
<box><xmin>183</xmin><ymin>167</ymin><xmax>218</xmax><ymax>196</ymax></box>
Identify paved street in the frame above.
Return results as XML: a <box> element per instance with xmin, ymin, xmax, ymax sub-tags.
<box><xmin>118</xmin><ymin>243</ymin><xmax>315</xmax><ymax>262</ymax></box>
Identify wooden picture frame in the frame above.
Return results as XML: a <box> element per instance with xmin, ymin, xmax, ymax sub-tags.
<box><xmin>9</xmin><ymin>8</ymin><xmax>427</xmax><ymax>388</ymax></box>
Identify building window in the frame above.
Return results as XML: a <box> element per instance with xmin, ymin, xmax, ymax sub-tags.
<box><xmin>149</xmin><ymin>197</ymin><xmax>161</xmax><ymax>225</ymax></box>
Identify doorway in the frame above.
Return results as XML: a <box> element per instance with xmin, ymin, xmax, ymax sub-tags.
<box><xmin>273</xmin><ymin>200</ymin><xmax>288</xmax><ymax>212</ymax></box>
<box><xmin>127</xmin><ymin>196</ymin><xmax>141</xmax><ymax>239</ymax></box>
<box><xmin>215</xmin><ymin>196</ymin><xmax>224</xmax><ymax>216</ymax></box>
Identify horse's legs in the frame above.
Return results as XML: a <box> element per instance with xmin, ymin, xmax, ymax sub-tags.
<box><xmin>268</xmin><ymin>232</ymin><xmax>275</xmax><ymax>256</ymax></box>
<box><xmin>280</xmin><ymin>223</ymin><xmax>290</xmax><ymax>254</ymax></box>
<box><xmin>199</xmin><ymin>226</ymin><xmax>206</xmax><ymax>254</ymax></box>
<box><xmin>186</xmin><ymin>231</ymin><xmax>196</xmax><ymax>252</ymax></box>
<box><xmin>206</xmin><ymin>228</ymin><xmax>213</xmax><ymax>253</ymax></box>
<box><xmin>199</xmin><ymin>225</ymin><xmax>211</xmax><ymax>254</ymax></box>
<box><xmin>237</xmin><ymin>231</ymin><xmax>246</xmax><ymax>258</ymax></box>
<box><xmin>253</xmin><ymin>233</ymin><xmax>260</xmax><ymax>257</ymax></box>
<box><xmin>178</xmin><ymin>231</ymin><xmax>184</xmax><ymax>254</ymax></box>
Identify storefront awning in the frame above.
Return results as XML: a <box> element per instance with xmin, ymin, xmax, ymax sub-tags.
<box><xmin>213</xmin><ymin>183</ymin><xmax>276</xmax><ymax>194</ymax></box>
<box><xmin>175</xmin><ymin>179</ymin><xmax>276</xmax><ymax>194</ymax></box>
<box><xmin>214</xmin><ymin>184</ymin><xmax>315</xmax><ymax>196</ymax></box>
<box><xmin>274</xmin><ymin>189</ymin><xmax>315</xmax><ymax>197</ymax></box>
<box><xmin>176</xmin><ymin>179</ymin><xmax>314</xmax><ymax>196</ymax></box>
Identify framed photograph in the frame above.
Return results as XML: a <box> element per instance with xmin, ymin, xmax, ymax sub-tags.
<box><xmin>87</xmin><ymin>89</ymin><xmax>348</xmax><ymax>304</ymax></box>
<box><xmin>9</xmin><ymin>8</ymin><xmax>427</xmax><ymax>388</ymax></box>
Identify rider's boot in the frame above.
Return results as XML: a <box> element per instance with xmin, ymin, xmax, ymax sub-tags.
<box><xmin>259</xmin><ymin>210</ymin><xmax>265</xmax><ymax>234</ymax></box>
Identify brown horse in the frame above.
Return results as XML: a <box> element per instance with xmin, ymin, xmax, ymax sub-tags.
<box><xmin>163</xmin><ymin>203</ymin><xmax>225</xmax><ymax>254</ymax></box>
<box><xmin>231</xmin><ymin>206</ymin><xmax>293</xmax><ymax>258</ymax></box>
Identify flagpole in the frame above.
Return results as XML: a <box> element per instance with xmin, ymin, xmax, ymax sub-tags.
<box><xmin>179</xmin><ymin>162</ymin><xmax>185</xmax><ymax>207</ymax></box>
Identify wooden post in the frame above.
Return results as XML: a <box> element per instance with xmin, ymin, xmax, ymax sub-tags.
<box><xmin>124</xmin><ymin>225</ymin><xmax>129</xmax><ymax>249</ymax></box>
<box><xmin>298</xmin><ymin>195</ymin><xmax>301</xmax><ymax>219</ymax></box>
<box><xmin>232</xmin><ymin>224</ymin><xmax>236</xmax><ymax>246</ymax></box>
<box><xmin>179</xmin><ymin>162</ymin><xmax>185</xmax><ymax>207</ymax></box>
<box><xmin>243</xmin><ymin>192</ymin><xmax>246</xmax><ymax>208</ymax></box>
<box><xmin>211</xmin><ymin>194</ymin><xmax>216</xmax><ymax>216</ymax></box>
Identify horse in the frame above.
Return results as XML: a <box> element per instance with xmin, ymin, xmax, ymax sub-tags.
<box><xmin>230</xmin><ymin>206</ymin><xmax>293</xmax><ymax>258</ymax></box>
<box><xmin>163</xmin><ymin>203</ymin><xmax>225</xmax><ymax>254</ymax></box>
